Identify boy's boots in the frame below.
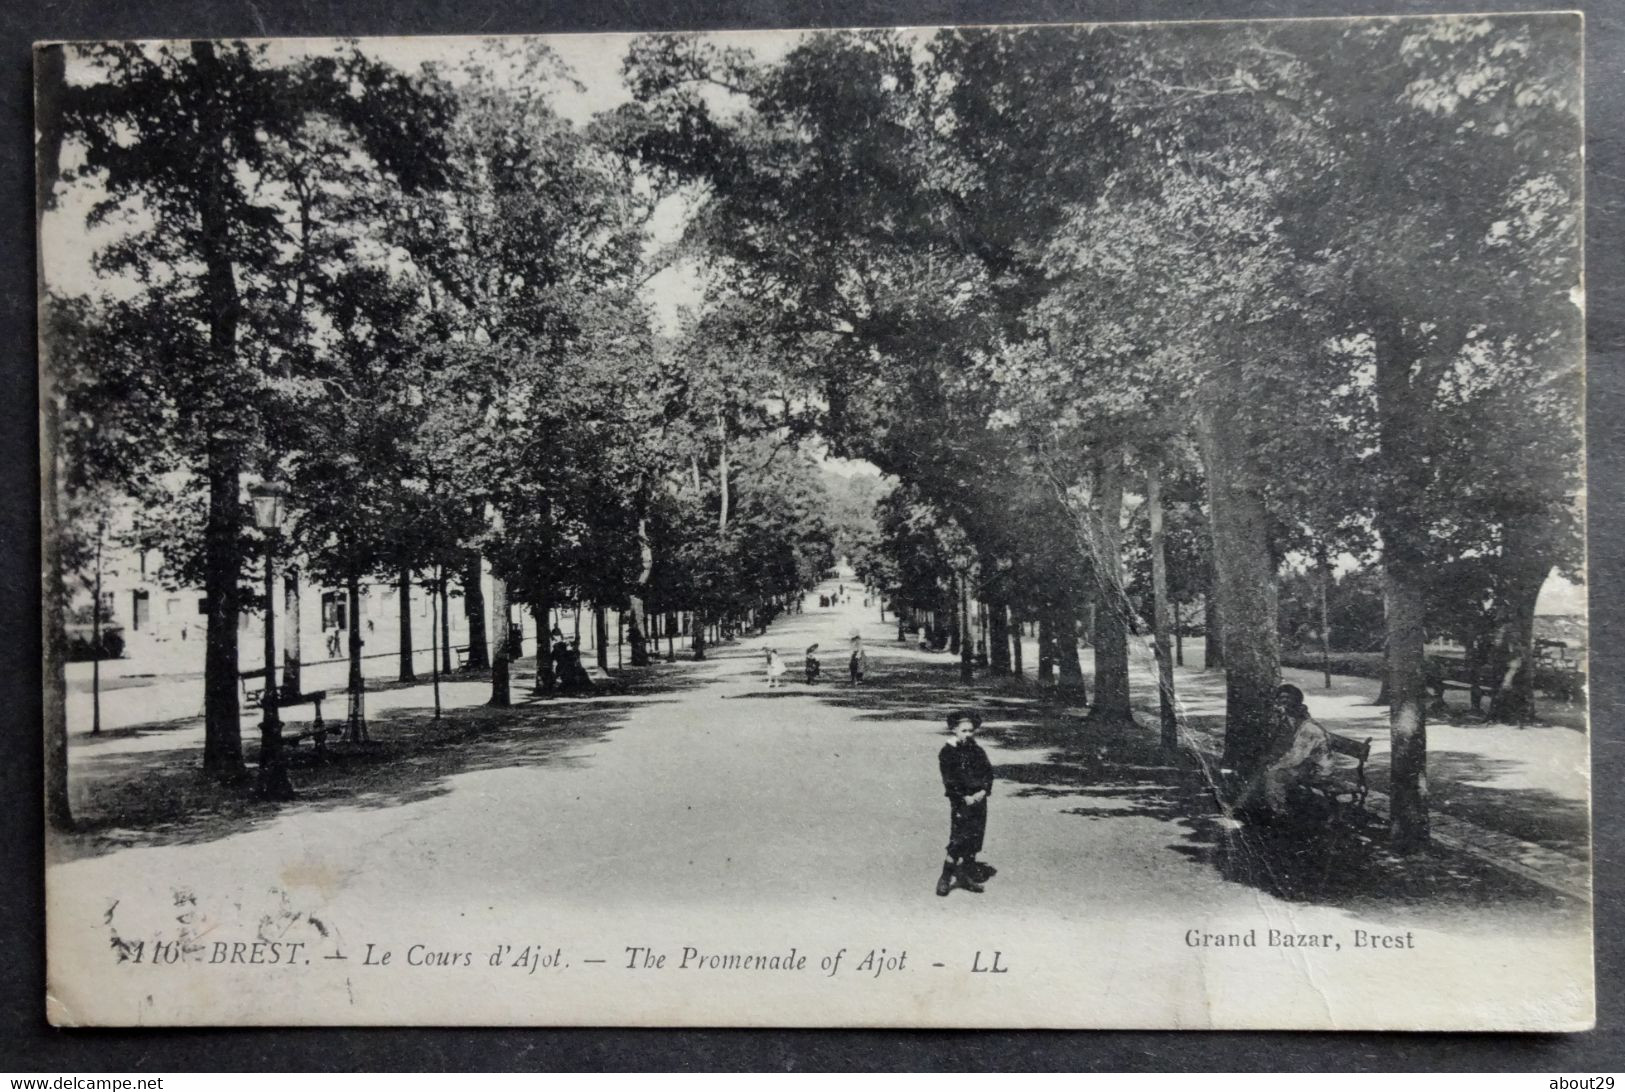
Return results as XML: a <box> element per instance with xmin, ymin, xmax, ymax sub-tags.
<box><xmin>935</xmin><ymin>862</ymin><xmax>955</xmax><ymax>897</ymax></box>
<box><xmin>954</xmin><ymin>864</ymin><xmax>985</xmax><ymax>893</ymax></box>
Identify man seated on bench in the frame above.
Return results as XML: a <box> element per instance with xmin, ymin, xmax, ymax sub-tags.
<box><xmin>1235</xmin><ymin>684</ymin><xmax>1333</xmax><ymax>823</ymax></box>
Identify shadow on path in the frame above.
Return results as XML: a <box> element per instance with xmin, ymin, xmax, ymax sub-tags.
<box><xmin>794</xmin><ymin>647</ymin><xmax>1583</xmax><ymax>926</ymax></box>
<box><xmin>53</xmin><ymin>658</ymin><xmax>716</xmax><ymax>864</ymax></box>
<box><xmin>1365</xmin><ymin>750</ymin><xmax>1591</xmax><ymax>857</ymax></box>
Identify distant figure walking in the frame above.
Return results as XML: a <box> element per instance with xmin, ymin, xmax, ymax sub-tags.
<box><xmin>765</xmin><ymin>648</ymin><xmax>786</xmax><ymax>689</ymax></box>
<box><xmin>848</xmin><ymin>635</ymin><xmax>867</xmax><ymax>685</ymax></box>
<box><xmin>937</xmin><ymin>710</ymin><xmax>995</xmax><ymax>896</ymax></box>
<box><xmin>804</xmin><ymin>644</ymin><xmax>822</xmax><ymax>685</ymax></box>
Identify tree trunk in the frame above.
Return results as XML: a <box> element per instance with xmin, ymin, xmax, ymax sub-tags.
<box><xmin>1318</xmin><ymin>552</ymin><xmax>1333</xmax><ymax>690</ymax></box>
<box><xmin>92</xmin><ymin>531</ymin><xmax>103</xmax><ymax>736</ymax></box>
<box><xmin>666</xmin><ymin>611</ymin><xmax>677</xmax><ymax>662</ymax></box>
<box><xmin>197</xmin><ymin>40</ymin><xmax>247</xmax><ymax>781</ymax></box>
<box><xmin>397</xmin><ymin>566</ymin><xmax>416</xmax><ymax>683</ymax></box>
<box><xmin>283</xmin><ymin>567</ymin><xmax>302</xmax><ymax>698</ymax></box>
<box><xmin>439</xmin><ymin>577</ymin><xmax>452</xmax><ymax>675</ymax></box>
<box><xmin>975</xmin><ymin>600</ymin><xmax>989</xmax><ymax>667</ymax></box>
<box><xmin>431</xmin><ymin>567</ymin><xmax>443</xmax><ymax>718</ymax></box>
<box><xmin>1203</xmin><ymin>592</ymin><xmax>1223</xmax><ymax>670</ymax></box>
<box><xmin>1385</xmin><ymin>562</ymin><xmax>1430</xmax><ymax>852</ymax></box>
<box><xmin>628</xmin><ymin>517</ymin><xmax>653</xmax><ymax>667</ymax></box>
<box><xmin>1038</xmin><ymin>613</ymin><xmax>1055</xmax><ymax>684</ymax></box>
<box><xmin>988</xmin><ymin>596</ymin><xmax>1011</xmax><ymax>676</ymax></box>
<box><xmin>488</xmin><ymin>570</ymin><xmax>510</xmax><ymax>707</ymax></box>
<box><xmin>1467</xmin><ymin>630</ymin><xmax>1491</xmax><ymax>713</ymax></box>
<box><xmin>1488</xmin><ymin>522</ymin><xmax>1552</xmax><ymax>724</ymax></box>
<box><xmin>1148</xmin><ymin>467</ymin><xmax>1178</xmax><ymax>749</ymax></box>
<box><xmin>1173</xmin><ymin>600</ymin><xmax>1185</xmax><ymax>667</ymax></box>
<box><xmin>1088</xmin><ymin>453</ymin><xmax>1132</xmax><ymax>720</ymax></box>
<box><xmin>345</xmin><ymin>573</ymin><xmax>367</xmax><ymax>741</ymax></box>
<box><xmin>38</xmin><ymin>42</ymin><xmax>72</xmax><ymax>827</ymax></box>
<box><xmin>1374</xmin><ymin>314</ymin><xmax>1438</xmax><ymax>852</ymax></box>
<box><xmin>595</xmin><ymin>605</ymin><xmax>610</xmax><ymax>671</ymax></box>
<box><xmin>693</xmin><ymin>610</ymin><xmax>707</xmax><ymax>661</ymax></box>
<box><xmin>533</xmin><ymin>599</ymin><xmax>553</xmax><ymax>693</ymax></box>
<box><xmin>718</xmin><ymin>419</ymin><xmax>730</xmax><ymax>534</ymax></box>
<box><xmin>1010</xmin><ymin>611</ymin><xmax>1024</xmax><ymax>676</ymax></box>
<box><xmin>1055</xmin><ymin>596</ymin><xmax>1087</xmax><ymax>698</ymax></box>
<box><xmin>948</xmin><ymin>580</ymin><xmax>962</xmax><ymax>656</ymax></box>
<box><xmin>202</xmin><ymin>436</ymin><xmax>245</xmax><ymax>778</ymax></box>
<box><xmin>1197</xmin><ymin>403</ymin><xmax>1279</xmax><ymax>777</ymax></box>
<box><xmin>959</xmin><ymin>577</ymin><xmax>974</xmax><ymax>684</ymax></box>
<box><xmin>463</xmin><ymin>548</ymin><xmax>489</xmax><ymax>670</ymax></box>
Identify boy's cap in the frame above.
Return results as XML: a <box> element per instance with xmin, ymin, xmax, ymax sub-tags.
<box><xmin>946</xmin><ymin>709</ymin><xmax>982</xmax><ymax>728</ymax></box>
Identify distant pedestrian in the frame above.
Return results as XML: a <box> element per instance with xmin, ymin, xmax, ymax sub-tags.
<box><xmin>937</xmin><ymin>710</ymin><xmax>995</xmax><ymax>896</ymax></box>
<box><xmin>765</xmin><ymin>648</ymin><xmax>786</xmax><ymax>689</ymax></box>
<box><xmin>549</xmin><ymin>637</ymin><xmax>570</xmax><ymax>689</ymax></box>
<box><xmin>848</xmin><ymin>635</ymin><xmax>867</xmax><ymax>684</ymax></box>
<box><xmin>561</xmin><ymin>640</ymin><xmax>594</xmax><ymax>693</ymax></box>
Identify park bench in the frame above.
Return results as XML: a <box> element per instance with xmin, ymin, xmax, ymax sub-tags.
<box><xmin>238</xmin><ymin>669</ymin><xmax>336</xmax><ymax>751</ymax></box>
<box><xmin>1217</xmin><ymin>729</ymin><xmax>1372</xmax><ymax>829</ymax></box>
<box><xmin>1304</xmin><ymin>730</ymin><xmax>1373</xmax><ymax>821</ymax></box>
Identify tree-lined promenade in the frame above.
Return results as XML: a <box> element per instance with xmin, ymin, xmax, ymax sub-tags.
<box><xmin>43</xmin><ymin>18</ymin><xmax>1583</xmax><ymax>859</ymax></box>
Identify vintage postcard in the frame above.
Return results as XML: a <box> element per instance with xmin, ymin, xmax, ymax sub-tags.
<box><xmin>39</xmin><ymin>14</ymin><xmax>1591</xmax><ymax>1029</ymax></box>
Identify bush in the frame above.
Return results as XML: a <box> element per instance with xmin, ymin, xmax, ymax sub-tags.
<box><xmin>66</xmin><ymin>625</ymin><xmax>124</xmax><ymax>662</ymax></box>
<box><xmin>1282</xmin><ymin>649</ymin><xmax>1587</xmax><ymax>703</ymax></box>
<box><xmin>1280</xmin><ymin>649</ymin><xmax>1384</xmax><ymax>680</ymax></box>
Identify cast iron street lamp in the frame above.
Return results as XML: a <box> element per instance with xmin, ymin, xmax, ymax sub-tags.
<box><xmin>250</xmin><ymin>479</ymin><xmax>293</xmax><ymax>800</ymax></box>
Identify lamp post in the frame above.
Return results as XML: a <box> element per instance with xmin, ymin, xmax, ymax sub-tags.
<box><xmin>250</xmin><ymin>480</ymin><xmax>293</xmax><ymax>800</ymax></box>
<box><xmin>423</xmin><ymin>568</ymin><xmax>443</xmax><ymax>720</ymax></box>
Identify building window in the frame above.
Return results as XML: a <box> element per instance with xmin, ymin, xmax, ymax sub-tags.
<box><xmin>131</xmin><ymin>589</ymin><xmax>150</xmax><ymax>631</ymax></box>
<box><xmin>197</xmin><ymin>598</ymin><xmax>208</xmax><ymax>616</ymax></box>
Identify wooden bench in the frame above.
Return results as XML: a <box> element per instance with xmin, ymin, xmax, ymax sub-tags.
<box><xmin>1305</xmin><ymin>731</ymin><xmax>1372</xmax><ymax>819</ymax></box>
<box><xmin>239</xmin><ymin>670</ymin><xmax>336</xmax><ymax>752</ymax></box>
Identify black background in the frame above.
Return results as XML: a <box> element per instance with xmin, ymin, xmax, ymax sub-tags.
<box><xmin>1</xmin><ymin>0</ymin><xmax>1620</xmax><ymax>1072</ymax></box>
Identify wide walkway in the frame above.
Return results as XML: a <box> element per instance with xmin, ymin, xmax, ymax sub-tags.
<box><xmin>49</xmin><ymin>579</ymin><xmax>1589</xmax><ymax>1027</ymax></box>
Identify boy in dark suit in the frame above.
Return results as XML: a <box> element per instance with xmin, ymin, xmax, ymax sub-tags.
<box><xmin>937</xmin><ymin>710</ymin><xmax>995</xmax><ymax>896</ymax></box>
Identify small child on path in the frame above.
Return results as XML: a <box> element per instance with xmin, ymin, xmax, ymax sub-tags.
<box><xmin>937</xmin><ymin>709</ymin><xmax>995</xmax><ymax>896</ymax></box>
